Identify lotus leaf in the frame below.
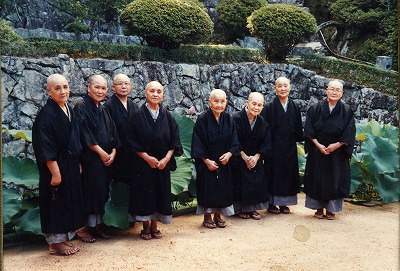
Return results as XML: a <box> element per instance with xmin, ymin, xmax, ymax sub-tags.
<box><xmin>2</xmin><ymin>156</ymin><xmax>39</xmax><ymax>189</ymax></box>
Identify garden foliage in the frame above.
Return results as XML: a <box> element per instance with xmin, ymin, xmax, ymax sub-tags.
<box><xmin>216</xmin><ymin>0</ymin><xmax>265</xmax><ymax>43</ymax></box>
<box><xmin>0</xmin><ymin>18</ymin><xmax>22</xmax><ymax>46</ymax></box>
<box><xmin>350</xmin><ymin>120</ymin><xmax>399</xmax><ymax>203</ymax></box>
<box><xmin>328</xmin><ymin>0</ymin><xmax>398</xmax><ymax>71</ymax></box>
<box><xmin>289</xmin><ymin>53</ymin><xmax>398</xmax><ymax>97</ymax></box>
<box><xmin>247</xmin><ymin>4</ymin><xmax>317</xmax><ymax>61</ymax></box>
<box><xmin>120</xmin><ymin>0</ymin><xmax>213</xmax><ymax>49</ymax></box>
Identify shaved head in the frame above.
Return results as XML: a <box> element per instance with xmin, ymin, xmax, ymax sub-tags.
<box><xmin>145</xmin><ymin>81</ymin><xmax>163</xmax><ymax>91</ymax></box>
<box><xmin>327</xmin><ymin>80</ymin><xmax>343</xmax><ymax>90</ymax></box>
<box><xmin>275</xmin><ymin>77</ymin><xmax>290</xmax><ymax>86</ymax></box>
<box><xmin>209</xmin><ymin>89</ymin><xmax>226</xmax><ymax>100</ymax></box>
<box><xmin>248</xmin><ymin>92</ymin><xmax>264</xmax><ymax>103</ymax></box>
<box><xmin>113</xmin><ymin>73</ymin><xmax>130</xmax><ymax>84</ymax></box>
<box><xmin>88</xmin><ymin>74</ymin><xmax>107</xmax><ymax>86</ymax></box>
<box><xmin>47</xmin><ymin>74</ymin><xmax>68</xmax><ymax>90</ymax></box>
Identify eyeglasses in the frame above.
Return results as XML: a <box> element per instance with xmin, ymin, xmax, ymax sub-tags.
<box><xmin>327</xmin><ymin>87</ymin><xmax>343</xmax><ymax>93</ymax></box>
<box><xmin>114</xmin><ymin>82</ymin><xmax>131</xmax><ymax>86</ymax></box>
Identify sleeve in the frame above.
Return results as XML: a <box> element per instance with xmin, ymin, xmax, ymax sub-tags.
<box><xmin>127</xmin><ymin>112</ymin><xmax>146</xmax><ymax>153</ymax></box>
<box><xmin>258</xmin><ymin>121</ymin><xmax>272</xmax><ymax>158</ymax></box>
<box><xmin>339</xmin><ymin>107</ymin><xmax>356</xmax><ymax>158</ymax></box>
<box><xmin>168</xmin><ymin>112</ymin><xmax>183</xmax><ymax>156</ymax></box>
<box><xmin>232</xmin><ymin>113</ymin><xmax>243</xmax><ymax>152</ymax></box>
<box><xmin>32</xmin><ymin>112</ymin><xmax>59</xmax><ymax>164</ymax></box>
<box><xmin>74</xmin><ymin>105</ymin><xmax>98</xmax><ymax>148</ymax></box>
<box><xmin>191</xmin><ymin>116</ymin><xmax>209</xmax><ymax>159</ymax></box>
<box><xmin>294</xmin><ymin>102</ymin><xmax>304</xmax><ymax>142</ymax></box>
<box><xmin>228</xmin><ymin>116</ymin><xmax>240</xmax><ymax>155</ymax></box>
<box><xmin>303</xmin><ymin>103</ymin><xmax>318</xmax><ymax>154</ymax></box>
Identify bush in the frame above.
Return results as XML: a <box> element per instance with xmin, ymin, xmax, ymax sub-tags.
<box><xmin>247</xmin><ymin>4</ymin><xmax>317</xmax><ymax>61</ymax></box>
<box><xmin>289</xmin><ymin>53</ymin><xmax>398</xmax><ymax>96</ymax></box>
<box><xmin>0</xmin><ymin>19</ymin><xmax>23</xmax><ymax>46</ymax></box>
<box><xmin>120</xmin><ymin>0</ymin><xmax>213</xmax><ymax>49</ymax></box>
<box><xmin>168</xmin><ymin>44</ymin><xmax>262</xmax><ymax>64</ymax></box>
<box><xmin>216</xmin><ymin>0</ymin><xmax>265</xmax><ymax>43</ymax></box>
<box><xmin>1</xmin><ymin>38</ymin><xmax>261</xmax><ymax>64</ymax></box>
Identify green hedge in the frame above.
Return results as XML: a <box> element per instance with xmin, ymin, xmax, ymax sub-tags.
<box><xmin>0</xmin><ymin>38</ymin><xmax>262</xmax><ymax>64</ymax></box>
<box><xmin>290</xmin><ymin>54</ymin><xmax>398</xmax><ymax>96</ymax></box>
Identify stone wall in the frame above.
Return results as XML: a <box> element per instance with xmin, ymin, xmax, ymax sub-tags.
<box><xmin>1</xmin><ymin>55</ymin><xmax>398</xmax><ymax>159</ymax></box>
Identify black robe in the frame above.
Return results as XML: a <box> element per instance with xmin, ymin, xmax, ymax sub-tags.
<box><xmin>303</xmin><ymin>99</ymin><xmax>356</xmax><ymax>200</ymax></box>
<box><xmin>74</xmin><ymin>94</ymin><xmax>119</xmax><ymax>215</ymax></box>
<box><xmin>261</xmin><ymin>97</ymin><xmax>303</xmax><ymax>196</ymax></box>
<box><xmin>104</xmin><ymin>94</ymin><xmax>139</xmax><ymax>183</ymax></box>
<box><xmin>32</xmin><ymin>98</ymin><xmax>85</xmax><ymax>233</ymax></box>
<box><xmin>232</xmin><ymin>109</ymin><xmax>272</xmax><ymax>205</ymax></box>
<box><xmin>127</xmin><ymin>104</ymin><xmax>182</xmax><ymax>216</ymax></box>
<box><xmin>191</xmin><ymin>110</ymin><xmax>240</xmax><ymax>208</ymax></box>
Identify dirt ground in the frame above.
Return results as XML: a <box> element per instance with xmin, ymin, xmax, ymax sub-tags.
<box><xmin>3</xmin><ymin>192</ymin><xmax>399</xmax><ymax>271</ymax></box>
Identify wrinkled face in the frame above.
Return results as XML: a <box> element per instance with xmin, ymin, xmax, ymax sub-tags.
<box><xmin>88</xmin><ymin>76</ymin><xmax>108</xmax><ymax>105</ymax></box>
<box><xmin>246</xmin><ymin>95</ymin><xmax>264</xmax><ymax>118</ymax></box>
<box><xmin>326</xmin><ymin>81</ymin><xmax>343</xmax><ymax>103</ymax></box>
<box><xmin>112</xmin><ymin>74</ymin><xmax>132</xmax><ymax>98</ymax></box>
<box><xmin>47</xmin><ymin>75</ymin><xmax>70</xmax><ymax>105</ymax></box>
<box><xmin>274</xmin><ymin>78</ymin><xmax>291</xmax><ymax>98</ymax></box>
<box><xmin>145</xmin><ymin>82</ymin><xmax>164</xmax><ymax>106</ymax></box>
<box><xmin>208</xmin><ymin>93</ymin><xmax>227</xmax><ymax>114</ymax></box>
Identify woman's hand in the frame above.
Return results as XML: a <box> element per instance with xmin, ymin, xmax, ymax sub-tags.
<box><xmin>312</xmin><ymin>139</ymin><xmax>329</xmax><ymax>155</ymax></box>
<box><xmin>326</xmin><ymin>142</ymin><xmax>343</xmax><ymax>153</ymax></box>
<box><xmin>219</xmin><ymin>152</ymin><xmax>232</xmax><ymax>165</ymax></box>
<box><xmin>145</xmin><ymin>156</ymin><xmax>160</xmax><ymax>169</ymax></box>
<box><xmin>246</xmin><ymin>154</ymin><xmax>260</xmax><ymax>170</ymax></box>
<box><xmin>50</xmin><ymin>172</ymin><xmax>62</xmax><ymax>186</ymax></box>
<box><xmin>157</xmin><ymin>157</ymin><xmax>170</xmax><ymax>170</ymax></box>
<box><xmin>103</xmin><ymin>149</ymin><xmax>116</xmax><ymax>167</ymax></box>
<box><xmin>203</xmin><ymin>158</ymin><xmax>219</xmax><ymax>171</ymax></box>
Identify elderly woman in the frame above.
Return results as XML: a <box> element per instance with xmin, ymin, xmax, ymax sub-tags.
<box><xmin>232</xmin><ymin>92</ymin><xmax>272</xmax><ymax>220</ymax></box>
<box><xmin>32</xmin><ymin>74</ymin><xmax>85</xmax><ymax>255</ymax></box>
<box><xmin>74</xmin><ymin>74</ymin><xmax>119</xmax><ymax>242</ymax></box>
<box><xmin>191</xmin><ymin>89</ymin><xmax>239</xmax><ymax>229</ymax></box>
<box><xmin>261</xmin><ymin>77</ymin><xmax>303</xmax><ymax>214</ymax></box>
<box><xmin>303</xmin><ymin>80</ymin><xmax>356</xmax><ymax>220</ymax></box>
<box><xmin>128</xmin><ymin>81</ymin><xmax>182</xmax><ymax>240</ymax></box>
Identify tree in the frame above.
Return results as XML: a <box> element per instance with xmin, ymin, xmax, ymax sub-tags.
<box><xmin>120</xmin><ymin>0</ymin><xmax>213</xmax><ymax>49</ymax></box>
<box><xmin>52</xmin><ymin>0</ymin><xmax>130</xmax><ymax>40</ymax></box>
<box><xmin>216</xmin><ymin>0</ymin><xmax>266</xmax><ymax>43</ymax></box>
<box><xmin>247</xmin><ymin>4</ymin><xmax>317</xmax><ymax>61</ymax></box>
<box><xmin>328</xmin><ymin>0</ymin><xmax>398</xmax><ymax>70</ymax></box>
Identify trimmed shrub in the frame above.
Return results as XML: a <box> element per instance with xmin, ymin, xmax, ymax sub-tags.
<box><xmin>120</xmin><ymin>0</ymin><xmax>213</xmax><ymax>49</ymax></box>
<box><xmin>1</xmin><ymin>38</ymin><xmax>261</xmax><ymax>64</ymax></box>
<box><xmin>216</xmin><ymin>0</ymin><xmax>265</xmax><ymax>43</ymax></box>
<box><xmin>289</xmin><ymin>53</ymin><xmax>398</xmax><ymax>96</ymax></box>
<box><xmin>0</xmin><ymin>19</ymin><xmax>23</xmax><ymax>46</ymax></box>
<box><xmin>247</xmin><ymin>4</ymin><xmax>317</xmax><ymax>61</ymax></box>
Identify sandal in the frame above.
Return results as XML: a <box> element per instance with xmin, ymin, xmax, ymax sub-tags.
<box><xmin>267</xmin><ymin>205</ymin><xmax>281</xmax><ymax>214</ymax></box>
<box><xmin>214</xmin><ymin>220</ymin><xmax>227</xmax><ymax>228</ymax></box>
<box><xmin>93</xmin><ymin>227</ymin><xmax>111</xmax><ymax>239</ymax></box>
<box><xmin>239</xmin><ymin>213</ymin><xmax>250</xmax><ymax>219</ymax></box>
<box><xmin>250</xmin><ymin>211</ymin><xmax>261</xmax><ymax>220</ymax></box>
<box><xmin>49</xmin><ymin>242</ymin><xmax>79</xmax><ymax>256</ymax></box>
<box><xmin>314</xmin><ymin>210</ymin><xmax>325</xmax><ymax>219</ymax></box>
<box><xmin>76</xmin><ymin>229</ymin><xmax>96</xmax><ymax>243</ymax></box>
<box><xmin>326</xmin><ymin>212</ymin><xmax>335</xmax><ymax>220</ymax></box>
<box><xmin>203</xmin><ymin>221</ymin><xmax>217</xmax><ymax>229</ymax></box>
<box><xmin>279</xmin><ymin>206</ymin><xmax>290</xmax><ymax>214</ymax></box>
<box><xmin>151</xmin><ymin>229</ymin><xmax>162</xmax><ymax>239</ymax></box>
<box><xmin>140</xmin><ymin>229</ymin><xmax>152</xmax><ymax>240</ymax></box>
